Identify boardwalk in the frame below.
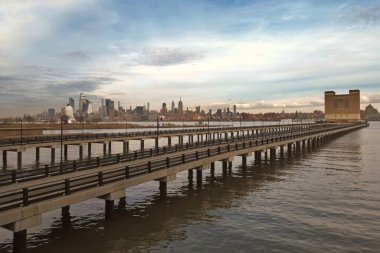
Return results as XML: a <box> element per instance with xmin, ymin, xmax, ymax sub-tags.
<box><xmin>1</xmin><ymin>124</ymin><xmax>312</xmax><ymax>169</ymax></box>
<box><xmin>0</xmin><ymin>122</ymin><xmax>367</xmax><ymax>251</ymax></box>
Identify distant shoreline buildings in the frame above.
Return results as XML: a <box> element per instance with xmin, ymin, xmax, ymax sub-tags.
<box><xmin>3</xmin><ymin>90</ymin><xmax>380</xmax><ymax>123</ymax></box>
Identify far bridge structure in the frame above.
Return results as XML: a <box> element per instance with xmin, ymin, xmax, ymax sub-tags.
<box><xmin>0</xmin><ymin>121</ymin><xmax>368</xmax><ymax>252</ymax></box>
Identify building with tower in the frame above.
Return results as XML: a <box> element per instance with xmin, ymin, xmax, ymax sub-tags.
<box><xmin>178</xmin><ymin>97</ymin><xmax>183</xmax><ymax>114</ymax></box>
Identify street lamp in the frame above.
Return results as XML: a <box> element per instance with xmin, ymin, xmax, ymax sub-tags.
<box><xmin>207</xmin><ymin>116</ymin><xmax>210</xmax><ymax>142</ymax></box>
<box><xmin>60</xmin><ymin>116</ymin><xmax>64</xmax><ymax>172</ymax></box>
<box><xmin>125</xmin><ymin>118</ymin><xmax>128</xmax><ymax>136</ymax></box>
<box><xmin>20</xmin><ymin>117</ymin><xmax>23</xmax><ymax>146</ymax></box>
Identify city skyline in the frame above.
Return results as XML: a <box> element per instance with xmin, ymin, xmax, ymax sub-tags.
<box><xmin>1</xmin><ymin>0</ymin><xmax>380</xmax><ymax>116</ymax></box>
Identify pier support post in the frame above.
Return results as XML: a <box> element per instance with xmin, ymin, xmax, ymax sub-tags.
<box><xmin>155</xmin><ymin>138</ymin><xmax>159</xmax><ymax>149</ymax></box>
<box><xmin>105</xmin><ymin>200</ymin><xmax>114</xmax><ymax>220</ymax></box>
<box><xmin>228</xmin><ymin>161</ymin><xmax>233</xmax><ymax>174</ymax></box>
<box><xmin>255</xmin><ymin>151</ymin><xmax>261</xmax><ymax>164</ymax></box>
<box><xmin>17</xmin><ymin>151</ymin><xmax>22</xmax><ymax>169</ymax></box>
<box><xmin>35</xmin><ymin>147</ymin><xmax>40</xmax><ymax>163</ymax></box>
<box><xmin>118</xmin><ymin>197</ymin><xmax>126</xmax><ymax>209</ymax></box>
<box><xmin>123</xmin><ymin>141</ymin><xmax>129</xmax><ymax>153</ymax></box>
<box><xmin>188</xmin><ymin>169</ymin><xmax>193</xmax><ymax>180</ymax></box>
<box><xmin>108</xmin><ymin>142</ymin><xmax>112</xmax><ymax>155</ymax></box>
<box><xmin>196</xmin><ymin>169</ymin><xmax>202</xmax><ymax>185</ymax></box>
<box><xmin>280</xmin><ymin>146</ymin><xmax>284</xmax><ymax>158</ymax></box>
<box><xmin>103</xmin><ymin>143</ymin><xmax>107</xmax><ymax>156</ymax></box>
<box><xmin>222</xmin><ymin>161</ymin><xmax>228</xmax><ymax>176</ymax></box>
<box><xmin>79</xmin><ymin>145</ymin><xmax>83</xmax><ymax>160</ymax></box>
<box><xmin>210</xmin><ymin>162</ymin><xmax>215</xmax><ymax>175</ymax></box>
<box><xmin>50</xmin><ymin>148</ymin><xmax>55</xmax><ymax>165</ymax></box>
<box><xmin>140</xmin><ymin>139</ymin><xmax>144</xmax><ymax>150</ymax></box>
<box><xmin>13</xmin><ymin>230</ymin><xmax>27</xmax><ymax>252</ymax></box>
<box><xmin>270</xmin><ymin>148</ymin><xmax>276</xmax><ymax>160</ymax></box>
<box><xmin>2</xmin><ymin>150</ymin><xmax>7</xmax><ymax>168</ymax></box>
<box><xmin>168</xmin><ymin>137</ymin><xmax>172</xmax><ymax>146</ymax></box>
<box><xmin>64</xmin><ymin>145</ymin><xmax>68</xmax><ymax>161</ymax></box>
<box><xmin>88</xmin><ymin>143</ymin><xmax>92</xmax><ymax>158</ymax></box>
<box><xmin>242</xmin><ymin>155</ymin><xmax>247</xmax><ymax>168</ymax></box>
<box><xmin>62</xmin><ymin>205</ymin><xmax>70</xmax><ymax>217</ymax></box>
<box><xmin>159</xmin><ymin>181</ymin><xmax>167</xmax><ymax>197</ymax></box>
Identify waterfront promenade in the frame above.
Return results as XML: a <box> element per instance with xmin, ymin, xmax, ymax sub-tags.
<box><xmin>0</xmin><ymin>121</ymin><xmax>367</xmax><ymax>251</ymax></box>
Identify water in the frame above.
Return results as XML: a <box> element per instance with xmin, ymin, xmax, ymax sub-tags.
<box><xmin>0</xmin><ymin>122</ymin><xmax>379</xmax><ymax>252</ymax></box>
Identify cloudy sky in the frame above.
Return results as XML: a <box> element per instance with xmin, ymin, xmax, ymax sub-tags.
<box><xmin>0</xmin><ymin>0</ymin><xmax>380</xmax><ymax>116</ymax></box>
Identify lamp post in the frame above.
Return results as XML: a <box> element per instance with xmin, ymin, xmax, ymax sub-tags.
<box><xmin>60</xmin><ymin>116</ymin><xmax>64</xmax><ymax>172</ymax></box>
<box><xmin>125</xmin><ymin>118</ymin><xmax>128</xmax><ymax>136</ymax></box>
<box><xmin>207</xmin><ymin>116</ymin><xmax>210</xmax><ymax>142</ymax></box>
<box><xmin>20</xmin><ymin>117</ymin><xmax>23</xmax><ymax>146</ymax></box>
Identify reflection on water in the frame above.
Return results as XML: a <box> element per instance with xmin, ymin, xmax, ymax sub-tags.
<box><xmin>0</xmin><ymin>122</ymin><xmax>379</xmax><ymax>252</ymax></box>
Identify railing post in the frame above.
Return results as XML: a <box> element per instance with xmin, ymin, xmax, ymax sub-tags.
<box><xmin>182</xmin><ymin>154</ymin><xmax>186</xmax><ymax>163</ymax></box>
<box><xmin>148</xmin><ymin>161</ymin><xmax>152</xmax><ymax>173</ymax></box>
<box><xmin>125</xmin><ymin>166</ymin><xmax>130</xmax><ymax>178</ymax></box>
<box><xmin>12</xmin><ymin>170</ymin><xmax>16</xmax><ymax>183</ymax></box>
<box><xmin>73</xmin><ymin>160</ymin><xmax>77</xmax><ymax>171</ymax></box>
<box><xmin>227</xmin><ymin>144</ymin><xmax>230</xmax><ymax>152</ymax></box>
<box><xmin>98</xmin><ymin>172</ymin><xmax>104</xmax><ymax>186</ymax></box>
<box><xmin>207</xmin><ymin>149</ymin><xmax>211</xmax><ymax>157</ymax></box>
<box><xmin>97</xmin><ymin>157</ymin><xmax>101</xmax><ymax>167</ymax></box>
<box><xmin>150</xmin><ymin>148</ymin><xmax>153</xmax><ymax>156</ymax></box>
<box><xmin>117</xmin><ymin>154</ymin><xmax>120</xmax><ymax>163</ymax></box>
<box><xmin>44</xmin><ymin>165</ymin><xmax>49</xmax><ymax>177</ymax></box>
<box><xmin>65</xmin><ymin>179</ymin><xmax>70</xmax><ymax>195</ymax></box>
<box><xmin>22</xmin><ymin>188</ymin><xmax>28</xmax><ymax>206</ymax></box>
<box><xmin>166</xmin><ymin>157</ymin><xmax>170</xmax><ymax>168</ymax></box>
<box><xmin>235</xmin><ymin>143</ymin><xmax>238</xmax><ymax>150</ymax></box>
<box><xmin>134</xmin><ymin>151</ymin><xmax>138</xmax><ymax>159</ymax></box>
<box><xmin>218</xmin><ymin>147</ymin><xmax>221</xmax><ymax>154</ymax></box>
<box><xmin>196</xmin><ymin>151</ymin><xmax>199</xmax><ymax>160</ymax></box>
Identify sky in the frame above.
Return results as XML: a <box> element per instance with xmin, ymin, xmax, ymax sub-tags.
<box><xmin>0</xmin><ymin>0</ymin><xmax>380</xmax><ymax>116</ymax></box>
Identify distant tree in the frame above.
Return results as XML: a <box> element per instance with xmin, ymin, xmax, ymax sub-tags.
<box><xmin>23</xmin><ymin>114</ymin><xmax>35</xmax><ymax>124</ymax></box>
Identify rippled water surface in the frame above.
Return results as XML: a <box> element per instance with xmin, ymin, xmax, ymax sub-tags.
<box><xmin>0</xmin><ymin>122</ymin><xmax>379</xmax><ymax>252</ymax></box>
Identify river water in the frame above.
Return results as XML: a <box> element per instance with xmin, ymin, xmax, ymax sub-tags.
<box><xmin>0</xmin><ymin>122</ymin><xmax>379</xmax><ymax>252</ymax></box>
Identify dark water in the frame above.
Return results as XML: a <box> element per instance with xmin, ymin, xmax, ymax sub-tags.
<box><xmin>0</xmin><ymin>122</ymin><xmax>379</xmax><ymax>252</ymax></box>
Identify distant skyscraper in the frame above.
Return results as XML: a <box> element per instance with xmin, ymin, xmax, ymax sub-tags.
<box><xmin>79</xmin><ymin>93</ymin><xmax>86</xmax><ymax>113</ymax></box>
<box><xmin>161</xmin><ymin>102</ymin><xmax>167</xmax><ymax>113</ymax></box>
<box><xmin>195</xmin><ymin>106</ymin><xmax>201</xmax><ymax>115</ymax></box>
<box><xmin>47</xmin><ymin>108</ymin><xmax>55</xmax><ymax>119</ymax></box>
<box><xmin>147</xmin><ymin>102</ymin><xmax>150</xmax><ymax>112</ymax></box>
<box><xmin>105</xmin><ymin>99</ymin><xmax>115</xmax><ymax>117</ymax></box>
<box><xmin>69</xmin><ymin>97</ymin><xmax>75</xmax><ymax>111</ymax></box>
<box><xmin>171</xmin><ymin>100</ymin><xmax>175</xmax><ymax>112</ymax></box>
<box><xmin>178</xmin><ymin>97</ymin><xmax>183</xmax><ymax>114</ymax></box>
<box><xmin>233</xmin><ymin>104</ymin><xmax>237</xmax><ymax>115</ymax></box>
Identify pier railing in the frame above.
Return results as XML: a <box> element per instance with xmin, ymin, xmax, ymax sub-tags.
<box><xmin>0</xmin><ymin>122</ymin><xmax>366</xmax><ymax>212</ymax></box>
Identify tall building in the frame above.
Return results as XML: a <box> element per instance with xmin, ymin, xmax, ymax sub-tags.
<box><xmin>47</xmin><ymin>108</ymin><xmax>55</xmax><ymax>119</ymax></box>
<box><xmin>171</xmin><ymin>101</ymin><xmax>175</xmax><ymax>112</ymax></box>
<box><xmin>80</xmin><ymin>99</ymin><xmax>92</xmax><ymax>114</ymax></box>
<box><xmin>79</xmin><ymin>93</ymin><xmax>86</xmax><ymax>113</ymax></box>
<box><xmin>161</xmin><ymin>103</ymin><xmax>167</xmax><ymax>114</ymax></box>
<box><xmin>105</xmin><ymin>99</ymin><xmax>115</xmax><ymax>117</ymax></box>
<box><xmin>324</xmin><ymin>90</ymin><xmax>360</xmax><ymax>121</ymax></box>
<box><xmin>68</xmin><ymin>97</ymin><xmax>75</xmax><ymax>111</ymax></box>
<box><xmin>178</xmin><ymin>97</ymin><xmax>183</xmax><ymax>114</ymax></box>
<box><xmin>233</xmin><ymin>104</ymin><xmax>237</xmax><ymax>115</ymax></box>
<box><xmin>147</xmin><ymin>102</ymin><xmax>150</xmax><ymax>112</ymax></box>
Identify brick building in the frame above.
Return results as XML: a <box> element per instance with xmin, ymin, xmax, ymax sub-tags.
<box><xmin>324</xmin><ymin>90</ymin><xmax>360</xmax><ymax>121</ymax></box>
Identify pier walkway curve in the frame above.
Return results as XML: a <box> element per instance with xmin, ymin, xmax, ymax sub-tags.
<box><xmin>0</xmin><ymin>121</ymin><xmax>368</xmax><ymax>252</ymax></box>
